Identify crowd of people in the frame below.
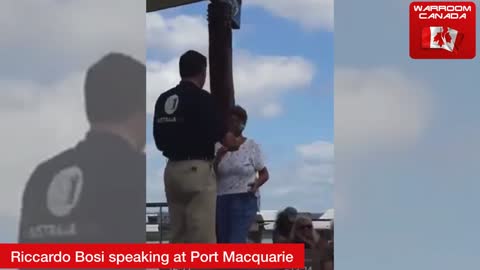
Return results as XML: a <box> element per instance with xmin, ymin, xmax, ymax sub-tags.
<box><xmin>271</xmin><ymin>207</ymin><xmax>334</xmax><ymax>270</ymax></box>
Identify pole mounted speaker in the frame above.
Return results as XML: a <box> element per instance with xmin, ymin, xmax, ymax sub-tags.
<box><xmin>215</xmin><ymin>0</ymin><xmax>242</xmax><ymax>29</ymax></box>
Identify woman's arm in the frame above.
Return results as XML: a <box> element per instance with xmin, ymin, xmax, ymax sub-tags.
<box><xmin>249</xmin><ymin>141</ymin><xmax>269</xmax><ymax>193</ymax></box>
<box><xmin>250</xmin><ymin>168</ymin><xmax>269</xmax><ymax>193</ymax></box>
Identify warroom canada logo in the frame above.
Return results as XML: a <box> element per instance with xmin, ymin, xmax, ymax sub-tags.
<box><xmin>410</xmin><ymin>1</ymin><xmax>476</xmax><ymax>59</ymax></box>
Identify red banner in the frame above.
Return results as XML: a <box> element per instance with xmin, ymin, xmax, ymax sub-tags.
<box><xmin>0</xmin><ymin>244</ymin><xmax>304</xmax><ymax>269</ymax></box>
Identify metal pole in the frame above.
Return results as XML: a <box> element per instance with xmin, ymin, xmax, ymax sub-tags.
<box><xmin>208</xmin><ymin>0</ymin><xmax>235</xmax><ymax>124</ymax></box>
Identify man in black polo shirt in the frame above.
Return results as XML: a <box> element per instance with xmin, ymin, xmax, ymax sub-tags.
<box><xmin>18</xmin><ymin>53</ymin><xmax>146</xmax><ymax>244</ymax></box>
<box><xmin>153</xmin><ymin>50</ymin><xmax>228</xmax><ymax>243</ymax></box>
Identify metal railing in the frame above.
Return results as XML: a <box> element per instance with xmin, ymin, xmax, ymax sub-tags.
<box><xmin>146</xmin><ymin>202</ymin><xmax>168</xmax><ymax>242</ymax></box>
<box><xmin>146</xmin><ymin>202</ymin><xmax>332</xmax><ymax>243</ymax></box>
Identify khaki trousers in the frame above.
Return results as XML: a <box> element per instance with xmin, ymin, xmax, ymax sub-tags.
<box><xmin>164</xmin><ymin>160</ymin><xmax>216</xmax><ymax>243</ymax></box>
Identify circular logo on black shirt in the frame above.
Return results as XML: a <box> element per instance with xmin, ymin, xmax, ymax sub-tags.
<box><xmin>164</xmin><ymin>94</ymin><xmax>179</xmax><ymax>115</ymax></box>
<box><xmin>46</xmin><ymin>166</ymin><xmax>84</xmax><ymax>217</ymax></box>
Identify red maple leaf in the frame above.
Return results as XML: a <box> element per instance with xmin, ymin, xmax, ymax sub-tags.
<box><xmin>433</xmin><ymin>32</ymin><xmax>444</xmax><ymax>46</ymax></box>
<box><xmin>444</xmin><ymin>31</ymin><xmax>452</xmax><ymax>44</ymax></box>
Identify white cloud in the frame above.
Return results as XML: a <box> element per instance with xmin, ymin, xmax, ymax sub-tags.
<box><xmin>0</xmin><ymin>0</ymin><xmax>145</xmax><ymax>81</ymax></box>
<box><xmin>246</xmin><ymin>0</ymin><xmax>334</xmax><ymax>31</ymax></box>
<box><xmin>147</xmin><ymin>13</ymin><xmax>208</xmax><ymax>55</ymax></box>
<box><xmin>295</xmin><ymin>140</ymin><xmax>334</xmax><ymax>184</ymax></box>
<box><xmin>261</xmin><ymin>103</ymin><xmax>283</xmax><ymax>118</ymax></box>
<box><xmin>335</xmin><ymin>67</ymin><xmax>433</xmax><ymax>153</ymax></box>
<box><xmin>146</xmin><ymin>13</ymin><xmax>315</xmax><ymax>118</ymax></box>
<box><xmin>296</xmin><ymin>141</ymin><xmax>334</xmax><ymax>185</ymax></box>
<box><xmin>146</xmin><ymin>52</ymin><xmax>314</xmax><ymax>116</ymax></box>
<box><xmin>297</xmin><ymin>140</ymin><xmax>334</xmax><ymax>163</ymax></box>
<box><xmin>233</xmin><ymin>52</ymin><xmax>314</xmax><ymax>109</ymax></box>
<box><xmin>297</xmin><ymin>163</ymin><xmax>333</xmax><ymax>184</ymax></box>
<box><xmin>262</xmin><ymin>140</ymin><xmax>334</xmax><ymax>212</ymax></box>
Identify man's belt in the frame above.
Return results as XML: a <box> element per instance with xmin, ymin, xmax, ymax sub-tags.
<box><xmin>168</xmin><ymin>156</ymin><xmax>213</xmax><ymax>162</ymax></box>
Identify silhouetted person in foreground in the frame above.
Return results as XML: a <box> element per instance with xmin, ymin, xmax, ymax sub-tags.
<box><xmin>19</xmin><ymin>53</ymin><xmax>146</xmax><ymax>244</ymax></box>
<box><xmin>153</xmin><ymin>50</ymin><xmax>232</xmax><ymax>243</ymax></box>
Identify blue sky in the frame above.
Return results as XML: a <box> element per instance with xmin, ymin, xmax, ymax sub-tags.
<box><xmin>146</xmin><ymin>1</ymin><xmax>334</xmax><ymax>213</ymax></box>
<box><xmin>335</xmin><ymin>0</ymin><xmax>480</xmax><ymax>269</ymax></box>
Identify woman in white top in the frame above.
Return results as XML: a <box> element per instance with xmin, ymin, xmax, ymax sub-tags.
<box><xmin>214</xmin><ymin>105</ymin><xmax>269</xmax><ymax>243</ymax></box>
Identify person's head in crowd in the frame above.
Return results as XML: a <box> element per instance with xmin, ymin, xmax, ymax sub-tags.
<box><xmin>290</xmin><ymin>215</ymin><xmax>320</xmax><ymax>249</ymax></box>
<box><xmin>179</xmin><ymin>50</ymin><xmax>207</xmax><ymax>89</ymax></box>
<box><xmin>284</xmin><ymin>207</ymin><xmax>298</xmax><ymax>223</ymax></box>
<box><xmin>228</xmin><ymin>105</ymin><xmax>248</xmax><ymax>137</ymax></box>
<box><xmin>84</xmin><ymin>52</ymin><xmax>146</xmax><ymax>152</ymax></box>
<box><xmin>273</xmin><ymin>207</ymin><xmax>298</xmax><ymax>242</ymax></box>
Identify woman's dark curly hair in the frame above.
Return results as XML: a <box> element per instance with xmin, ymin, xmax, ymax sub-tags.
<box><xmin>230</xmin><ymin>105</ymin><xmax>248</xmax><ymax>124</ymax></box>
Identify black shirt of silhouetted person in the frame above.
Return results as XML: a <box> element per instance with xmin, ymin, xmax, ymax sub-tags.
<box><xmin>18</xmin><ymin>53</ymin><xmax>146</xmax><ymax>244</ymax></box>
<box><xmin>153</xmin><ymin>50</ymin><xmax>225</xmax><ymax>160</ymax></box>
